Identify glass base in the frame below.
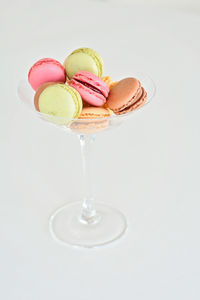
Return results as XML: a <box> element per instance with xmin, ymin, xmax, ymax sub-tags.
<box><xmin>49</xmin><ymin>202</ymin><xmax>127</xmax><ymax>248</ymax></box>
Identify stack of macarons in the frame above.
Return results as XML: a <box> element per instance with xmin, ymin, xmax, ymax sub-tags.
<box><xmin>28</xmin><ymin>47</ymin><xmax>147</xmax><ymax>121</ymax></box>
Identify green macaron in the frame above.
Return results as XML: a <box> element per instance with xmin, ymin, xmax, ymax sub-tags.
<box><xmin>64</xmin><ymin>48</ymin><xmax>104</xmax><ymax>80</ymax></box>
<box><xmin>35</xmin><ymin>83</ymin><xmax>82</xmax><ymax>124</ymax></box>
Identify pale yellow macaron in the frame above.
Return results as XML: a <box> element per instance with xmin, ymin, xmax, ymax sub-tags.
<box><xmin>78</xmin><ymin>107</ymin><xmax>111</xmax><ymax>119</ymax></box>
<box><xmin>70</xmin><ymin>106</ymin><xmax>112</xmax><ymax>134</ymax></box>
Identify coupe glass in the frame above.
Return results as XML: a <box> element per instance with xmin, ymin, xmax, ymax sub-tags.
<box><xmin>17</xmin><ymin>73</ymin><xmax>156</xmax><ymax>248</ymax></box>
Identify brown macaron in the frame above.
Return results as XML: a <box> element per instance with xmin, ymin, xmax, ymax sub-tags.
<box><xmin>106</xmin><ymin>78</ymin><xmax>147</xmax><ymax>115</ymax></box>
<box><xmin>34</xmin><ymin>82</ymin><xmax>56</xmax><ymax>111</ymax></box>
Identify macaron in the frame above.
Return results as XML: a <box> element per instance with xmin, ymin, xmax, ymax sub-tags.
<box><xmin>34</xmin><ymin>82</ymin><xmax>55</xmax><ymax>111</ymax></box>
<box><xmin>78</xmin><ymin>107</ymin><xmax>111</xmax><ymax>119</ymax></box>
<box><xmin>106</xmin><ymin>78</ymin><xmax>147</xmax><ymax>115</ymax></box>
<box><xmin>70</xmin><ymin>71</ymin><xmax>109</xmax><ymax>107</ymax></box>
<box><xmin>102</xmin><ymin>76</ymin><xmax>118</xmax><ymax>90</ymax></box>
<box><xmin>28</xmin><ymin>58</ymin><xmax>66</xmax><ymax>91</ymax></box>
<box><xmin>65</xmin><ymin>48</ymin><xmax>104</xmax><ymax>80</ymax></box>
<box><xmin>34</xmin><ymin>83</ymin><xmax>82</xmax><ymax>119</ymax></box>
<box><xmin>70</xmin><ymin>107</ymin><xmax>111</xmax><ymax>134</ymax></box>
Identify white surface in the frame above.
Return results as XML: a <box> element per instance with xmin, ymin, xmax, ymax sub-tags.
<box><xmin>1</xmin><ymin>1</ymin><xmax>200</xmax><ymax>299</ymax></box>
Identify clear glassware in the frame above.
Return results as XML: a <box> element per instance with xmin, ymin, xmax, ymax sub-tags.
<box><xmin>17</xmin><ymin>72</ymin><xmax>156</xmax><ymax>248</ymax></box>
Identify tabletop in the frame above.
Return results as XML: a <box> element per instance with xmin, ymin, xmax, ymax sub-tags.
<box><xmin>1</xmin><ymin>1</ymin><xmax>200</xmax><ymax>299</ymax></box>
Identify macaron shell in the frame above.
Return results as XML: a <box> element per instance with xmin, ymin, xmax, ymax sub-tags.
<box><xmin>73</xmin><ymin>48</ymin><xmax>104</xmax><ymax>77</ymax></box>
<box><xmin>28</xmin><ymin>58</ymin><xmax>66</xmax><ymax>91</ymax></box>
<box><xmin>65</xmin><ymin>52</ymin><xmax>98</xmax><ymax>80</ymax></box>
<box><xmin>68</xmin><ymin>85</ymin><xmax>83</xmax><ymax>118</ymax></box>
<box><xmin>72</xmin><ymin>71</ymin><xmax>109</xmax><ymax>97</ymax></box>
<box><xmin>65</xmin><ymin>48</ymin><xmax>104</xmax><ymax>80</ymax></box>
<box><xmin>102</xmin><ymin>76</ymin><xmax>118</xmax><ymax>90</ymax></box>
<box><xmin>34</xmin><ymin>82</ymin><xmax>56</xmax><ymax>111</ymax></box>
<box><xmin>70</xmin><ymin>107</ymin><xmax>110</xmax><ymax>134</ymax></box>
<box><xmin>37</xmin><ymin>84</ymin><xmax>82</xmax><ymax>119</ymax></box>
<box><xmin>115</xmin><ymin>87</ymin><xmax>147</xmax><ymax>115</ymax></box>
<box><xmin>70</xmin><ymin>79</ymin><xmax>106</xmax><ymax>107</ymax></box>
<box><xmin>115</xmin><ymin>84</ymin><xmax>143</xmax><ymax>113</ymax></box>
<box><xmin>106</xmin><ymin>78</ymin><xmax>141</xmax><ymax>112</ymax></box>
<box><xmin>78</xmin><ymin>107</ymin><xmax>111</xmax><ymax>119</ymax></box>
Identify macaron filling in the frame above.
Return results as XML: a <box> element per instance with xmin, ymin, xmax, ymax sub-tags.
<box><xmin>71</xmin><ymin>71</ymin><xmax>109</xmax><ymax>97</ymax></box>
<box><xmin>72</xmin><ymin>79</ymin><xmax>104</xmax><ymax>96</ymax></box>
<box><xmin>115</xmin><ymin>86</ymin><xmax>143</xmax><ymax>113</ymax></box>
<box><xmin>69</xmin><ymin>71</ymin><xmax>109</xmax><ymax>107</ymax></box>
<box><xmin>116</xmin><ymin>87</ymin><xmax>147</xmax><ymax>115</ymax></box>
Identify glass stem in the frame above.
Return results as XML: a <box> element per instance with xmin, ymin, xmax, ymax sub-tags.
<box><xmin>79</xmin><ymin>134</ymin><xmax>97</xmax><ymax>224</ymax></box>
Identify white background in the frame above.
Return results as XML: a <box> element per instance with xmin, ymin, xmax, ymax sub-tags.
<box><xmin>1</xmin><ymin>0</ymin><xmax>200</xmax><ymax>299</ymax></box>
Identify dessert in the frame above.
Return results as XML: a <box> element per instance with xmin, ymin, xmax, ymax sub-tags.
<box><xmin>102</xmin><ymin>76</ymin><xmax>117</xmax><ymax>90</ymax></box>
<box><xmin>28</xmin><ymin>58</ymin><xmax>66</xmax><ymax>91</ymax></box>
<box><xmin>34</xmin><ymin>82</ymin><xmax>55</xmax><ymax>111</ymax></box>
<box><xmin>70</xmin><ymin>107</ymin><xmax>111</xmax><ymax>133</ymax></box>
<box><xmin>102</xmin><ymin>76</ymin><xmax>112</xmax><ymax>86</ymax></box>
<box><xmin>27</xmin><ymin>47</ymin><xmax>148</xmax><ymax>125</ymax></box>
<box><xmin>70</xmin><ymin>71</ymin><xmax>109</xmax><ymax>107</ymax></box>
<box><xmin>106</xmin><ymin>78</ymin><xmax>147</xmax><ymax>115</ymax></box>
<box><xmin>64</xmin><ymin>48</ymin><xmax>104</xmax><ymax>80</ymax></box>
<box><xmin>109</xmin><ymin>81</ymin><xmax>118</xmax><ymax>89</ymax></box>
<box><xmin>34</xmin><ymin>83</ymin><xmax>82</xmax><ymax>119</ymax></box>
<box><xmin>78</xmin><ymin>107</ymin><xmax>111</xmax><ymax>119</ymax></box>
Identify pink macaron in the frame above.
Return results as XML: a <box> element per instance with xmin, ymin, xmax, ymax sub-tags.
<box><xmin>28</xmin><ymin>58</ymin><xmax>66</xmax><ymax>90</ymax></box>
<box><xmin>70</xmin><ymin>71</ymin><xmax>109</xmax><ymax>106</ymax></box>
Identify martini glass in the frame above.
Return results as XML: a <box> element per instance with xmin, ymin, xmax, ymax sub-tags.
<box><xmin>17</xmin><ymin>72</ymin><xmax>156</xmax><ymax>248</ymax></box>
